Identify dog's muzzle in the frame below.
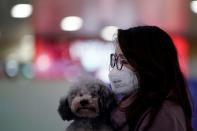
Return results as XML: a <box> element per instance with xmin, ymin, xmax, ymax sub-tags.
<box><xmin>80</xmin><ymin>99</ymin><xmax>89</xmax><ymax>107</ymax></box>
<box><xmin>76</xmin><ymin>100</ymin><xmax>97</xmax><ymax>113</ymax></box>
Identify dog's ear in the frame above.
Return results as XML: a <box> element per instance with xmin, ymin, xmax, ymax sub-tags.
<box><xmin>99</xmin><ymin>85</ymin><xmax>117</xmax><ymax>114</ymax></box>
<box><xmin>57</xmin><ymin>97</ymin><xmax>74</xmax><ymax>121</ymax></box>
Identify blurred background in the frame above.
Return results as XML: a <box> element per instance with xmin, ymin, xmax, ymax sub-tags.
<box><xmin>0</xmin><ymin>0</ymin><xmax>197</xmax><ymax>130</ymax></box>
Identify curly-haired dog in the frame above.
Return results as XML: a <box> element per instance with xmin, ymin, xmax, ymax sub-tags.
<box><xmin>58</xmin><ymin>77</ymin><xmax>116</xmax><ymax>131</ymax></box>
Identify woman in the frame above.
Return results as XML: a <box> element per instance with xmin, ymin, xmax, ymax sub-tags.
<box><xmin>109</xmin><ymin>26</ymin><xmax>193</xmax><ymax>131</ymax></box>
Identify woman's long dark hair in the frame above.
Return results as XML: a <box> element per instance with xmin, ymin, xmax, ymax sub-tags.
<box><xmin>117</xmin><ymin>26</ymin><xmax>193</xmax><ymax>131</ymax></box>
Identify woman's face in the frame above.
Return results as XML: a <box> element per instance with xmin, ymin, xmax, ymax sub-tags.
<box><xmin>108</xmin><ymin>44</ymin><xmax>139</xmax><ymax>95</ymax></box>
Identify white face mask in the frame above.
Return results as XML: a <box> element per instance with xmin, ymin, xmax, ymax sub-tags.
<box><xmin>108</xmin><ymin>66</ymin><xmax>139</xmax><ymax>95</ymax></box>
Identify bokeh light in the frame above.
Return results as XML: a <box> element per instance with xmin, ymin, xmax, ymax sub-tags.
<box><xmin>11</xmin><ymin>4</ymin><xmax>33</xmax><ymax>18</ymax></box>
<box><xmin>5</xmin><ymin>60</ymin><xmax>19</xmax><ymax>77</ymax></box>
<box><xmin>60</xmin><ymin>16</ymin><xmax>83</xmax><ymax>31</ymax></box>
<box><xmin>36</xmin><ymin>54</ymin><xmax>51</xmax><ymax>72</ymax></box>
<box><xmin>100</xmin><ymin>26</ymin><xmax>118</xmax><ymax>41</ymax></box>
<box><xmin>191</xmin><ymin>1</ymin><xmax>197</xmax><ymax>14</ymax></box>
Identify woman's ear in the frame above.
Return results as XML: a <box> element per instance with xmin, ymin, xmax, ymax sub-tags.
<box><xmin>57</xmin><ymin>97</ymin><xmax>74</xmax><ymax>121</ymax></box>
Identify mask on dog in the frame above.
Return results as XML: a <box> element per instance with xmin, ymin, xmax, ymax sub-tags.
<box><xmin>108</xmin><ymin>66</ymin><xmax>139</xmax><ymax>96</ymax></box>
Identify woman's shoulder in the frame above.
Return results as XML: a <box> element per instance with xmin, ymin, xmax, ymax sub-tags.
<box><xmin>137</xmin><ymin>100</ymin><xmax>187</xmax><ymax>131</ymax></box>
<box><xmin>161</xmin><ymin>100</ymin><xmax>181</xmax><ymax>112</ymax></box>
<box><xmin>161</xmin><ymin>100</ymin><xmax>186</xmax><ymax>124</ymax></box>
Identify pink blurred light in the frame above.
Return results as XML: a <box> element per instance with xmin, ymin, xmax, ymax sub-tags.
<box><xmin>36</xmin><ymin>54</ymin><xmax>51</xmax><ymax>72</ymax></box>
<box><xmin>135</xmin><ymin>0</ymin><xmax>188</xmax><ymax>33</ymax></box>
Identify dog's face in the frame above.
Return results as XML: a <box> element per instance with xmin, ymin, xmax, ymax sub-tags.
<box><xmin>68</xmin><ymin>87</ymin><xmax>100</xmax><ymax>118</ymax></box>
<box><xmin>58</xmin><ymin>77</ymin><xmax>116</xmax><ymax>121</ymax></box>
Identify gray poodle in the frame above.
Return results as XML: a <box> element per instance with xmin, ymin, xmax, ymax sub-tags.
<box><xmin>58</xmin><ymin>77</ymin><xmax>116</xmax><ymax>131</ymax></box>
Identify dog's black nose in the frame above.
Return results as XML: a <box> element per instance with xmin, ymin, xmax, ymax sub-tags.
<box><xmin>80</xmin><ymin>100</ymin><xmax>89</xmax><ymax>106</ymax></box>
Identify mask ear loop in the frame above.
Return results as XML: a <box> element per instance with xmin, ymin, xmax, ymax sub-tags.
<box><xmin>132</xmin><ymin>70</ymin><xmax>140</xmax><ymax>91</ymax></box>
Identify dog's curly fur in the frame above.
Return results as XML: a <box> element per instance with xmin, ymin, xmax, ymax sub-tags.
<box><xmin>58</xmin><ymin>76</ymin><xmax>116</xmax><ymax>131</ymax></box>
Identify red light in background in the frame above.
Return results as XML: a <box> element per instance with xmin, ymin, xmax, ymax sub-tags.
<box><xmin>33</xmin><ymin>36</ymin><xmax>82</xmax><ymax>79</ymax></box>
<box><xmin>171</xmin><ymin>35</ymin><xmax>189</xmax><ymax>77</ymax></box>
